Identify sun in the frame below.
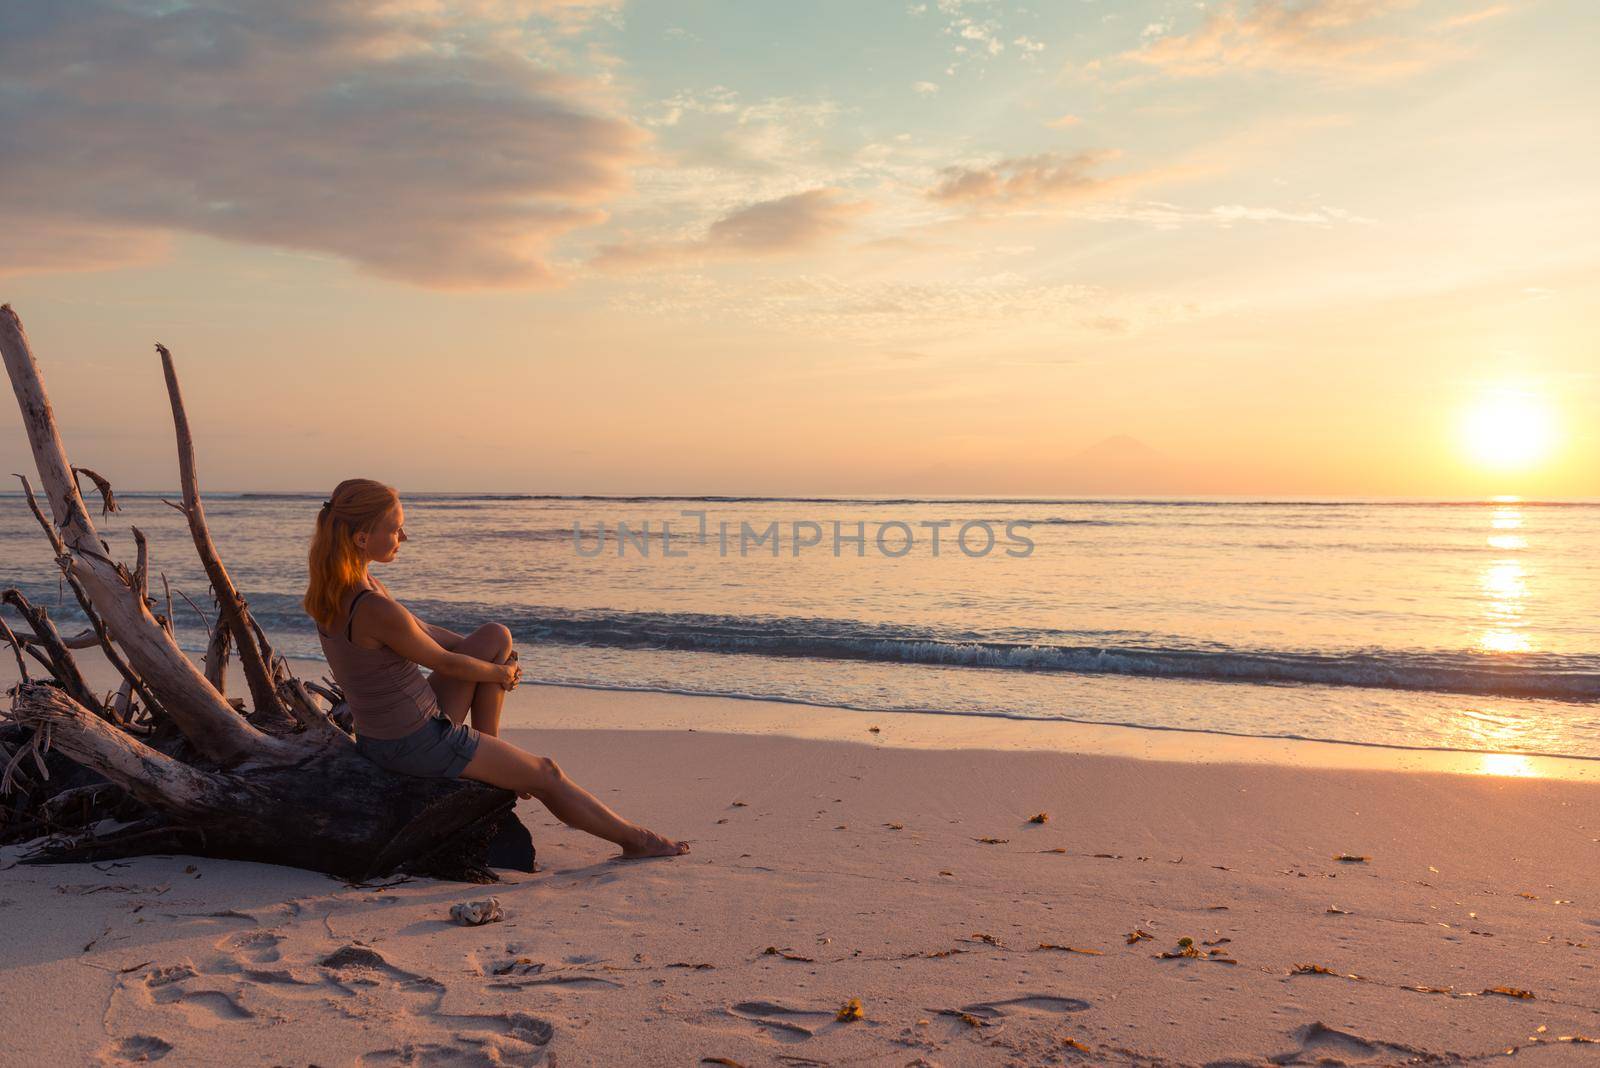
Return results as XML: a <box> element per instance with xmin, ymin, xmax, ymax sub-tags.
<box><xmin>1459</xmin><ymin>390</ymin><xmax>1556</xmax><ymax>471</ymax></box>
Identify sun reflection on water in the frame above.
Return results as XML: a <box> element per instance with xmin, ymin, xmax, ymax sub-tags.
<box><xmin>1474</xmin><ymin>753</ymin><xmax>1538</xmax><ymax>778</ymax></box>
<box><xmin>1477</xmin><ymin>505</ymin><xmax>1535</xmax><ymax>655</ymax></box>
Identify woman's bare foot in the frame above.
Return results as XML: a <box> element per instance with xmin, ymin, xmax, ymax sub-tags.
<box><xmin>620</xmin><ymin>828</ymin><xmax>690</xmax><ymax>858</ymax></box>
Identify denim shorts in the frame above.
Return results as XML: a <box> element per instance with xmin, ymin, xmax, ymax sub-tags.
<box><xmin>356</xmin><ymin>713</ymin><xmax>482</xmax><ymax>779</ymax></box>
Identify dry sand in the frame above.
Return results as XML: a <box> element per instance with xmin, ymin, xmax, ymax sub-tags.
<box><xmin>2</xmin><ymin>660</ymin><xmax>1599</xmax><ymax>1065</ymax></box>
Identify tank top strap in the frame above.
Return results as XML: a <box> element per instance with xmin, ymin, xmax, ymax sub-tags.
<box><xmin>345</xmin><ymin>587</ymin><xmax>375</xmax><ymax>642</ymax></box>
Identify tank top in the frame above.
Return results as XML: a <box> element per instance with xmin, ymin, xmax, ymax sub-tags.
<box><xmin>316</xmin><ymin>586</ymin><xmax>439</xmax><ymax>740</ymax></box>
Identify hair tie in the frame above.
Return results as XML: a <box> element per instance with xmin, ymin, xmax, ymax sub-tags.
<box><xmin>321</xmin><ymin>499</ymin><xmax>333</xmax><ymax>511</ymax></box>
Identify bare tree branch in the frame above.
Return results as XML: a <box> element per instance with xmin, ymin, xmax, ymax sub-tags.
<box><xmin>1</xmin><ymin>589</ymin><xmax>100</xmax><ymax>714</ymax></box>
<box><xmin>202</xmin><ymin>618</ymin><xmax>231</xmax><ymax>697</ymax></box>
<box><xmin>156</xmin><ymin>343</ymin><xmax>285</xmax><ymax>724</ymax></box>
<box><xmin>72</xmin><ymin>466</ymin><xmax>118</xmax><ymax>516</ymax></box>
<box><xmin>0</xmin><ymin>615</ymin><xmax>32</xmax><ymax>684</ymax></box>
<box><xmin>2</xmin><ymin>306</ymin><xmax>281</xmax><ymax>765</ymax></box>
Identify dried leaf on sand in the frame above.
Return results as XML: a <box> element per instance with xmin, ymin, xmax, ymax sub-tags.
<box><xmin>836</xmin><ymin>997</ymin><xmax>865</xmax><ymax>1022</ymax></box>
<box><xmin>1484</xmin><ymin>986</ymin><xmax>1534</xmax><ymax>1000</ymax></box>
<box><xmin>1158</xmin><ymin>936</ymin><xmax>1201</xmax><ymax>960</ymax></box>
<box><xmin>762</xmin><ymin>946</ymin><xmax>815</xmax><ymax>962</ymax></box>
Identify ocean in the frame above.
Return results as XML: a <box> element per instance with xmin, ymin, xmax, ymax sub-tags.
<box><xmin>3</xmin><ymin>493</ymin><xmax>1597</xmax><ymax>759</ymax></box>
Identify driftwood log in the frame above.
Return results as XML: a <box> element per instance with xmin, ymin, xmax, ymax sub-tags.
<box><xmin>0</xmin><ymin>304</ymin><xmax>520</xmax><ymax>882</ymax></box>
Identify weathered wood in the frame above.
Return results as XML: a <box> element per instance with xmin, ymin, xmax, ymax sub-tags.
<box><xmin>109</xmin><ymin>675</ymin><xmax>135</xmax><ymax>724</ymax></box>
<box><xmin>156</xmin><ymin>343</ymin><xmax>285</xmax><ymax>723</ymax></box>
<box><xmin>1</xmin><ymin>303</ymin><xmax>523</xmax><ymax>882</ymax></box>
<box><xmin>1</xmin><ymin>306</ymin><xmax>280</xmax><ymax>766</ymax></box>
<box><xmin>0</xmin><ymin>615</ymin><xmax>32</xmax><ymax>683</ymax></box>
<box><xmin>72</xmin><ymin>466</ymin><xmax>117</xmax><ymax>516</ymax></box>
<box><xmin>19</xmin><ymin>474</ymin><xmax>167</xmax><ymax>721</ymax></box>
<box><xmin>10</xmin><ymin>684</ymin><xmax>514</xmax><ymax>880</ymax></box>
<box><xmin>203</xmin><ymin>616</ymin><xmax>231</xmax><ymax>695</ymax></box>
<box><xmin>1</xmin><ymin>589</ymin><xmax>98</xmax><ymax>713</ymax></box>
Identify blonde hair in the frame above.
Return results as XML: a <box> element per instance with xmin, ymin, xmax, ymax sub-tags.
<box><xmin>302</xmin><ymin>478</ymin><xmax>399</xmax><ymax>633</ymax></box>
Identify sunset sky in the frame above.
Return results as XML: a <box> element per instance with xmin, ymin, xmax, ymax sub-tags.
<box><xmin>1</xmin><ymin>0</ymin><xmax>1594</xmax><ymax>498</ymax></box>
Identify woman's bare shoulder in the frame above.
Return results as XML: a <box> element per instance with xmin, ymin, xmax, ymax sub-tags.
<box><xmin>349</xmin><ymin>587</ymin><xmax>411</xmax><ymax>644</ymax></box>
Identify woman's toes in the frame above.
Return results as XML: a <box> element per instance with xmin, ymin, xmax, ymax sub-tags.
<box><xmin>622</xmin><ymin>830</ymin><xmax>689</xmax><ymax>859</ymax></box>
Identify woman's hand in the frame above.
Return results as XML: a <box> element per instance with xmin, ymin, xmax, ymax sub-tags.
<box><xmin>496</xmin><ymin>659</ymin><xmax>522</xmax><ymax>691</ymax></box>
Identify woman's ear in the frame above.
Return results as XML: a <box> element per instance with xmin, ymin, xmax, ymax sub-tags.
<box><xmin>353</xmin><ymin>530</ymin><xmax>368</xmax><ymax>551</ymax></box>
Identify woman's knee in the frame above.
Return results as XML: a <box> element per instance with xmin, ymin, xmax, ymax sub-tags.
<box><xmin>473</xmin><ymin>622</ymin><xmax>513</xmax><ymax>661</ymax></box>
<box><xmin>522</xmin><ymin>755</ymin><xmax>564</xmax><ymax>795</ymax></box>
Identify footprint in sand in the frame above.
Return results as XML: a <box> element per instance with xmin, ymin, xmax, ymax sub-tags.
<box><xmin>143</xmin><ymin>964</ymin><xmax>198</xmax><ymax>989</ymax></box>
<box><xmin>216</xmin><ymin>929</ymin><xmax>284</xmax><ymax>964</ymax></box>
<box><xmin>948</xmin><ymin>994</ymin><xmax>1091</xmax><ymax>1028</ymax></box>
<box><xmin>102</xmin><ymin>1034</ymin><xmax>173</xmax><ymax>1063</ymax></box>
<box><xmin>728</xmin><ymin>1001</ymin><xmax>842</xmax><ymax>1043</ymax></box>
<box><xmin>319</xmin><ymin>945</ymin><xmax>443</xmax><ymax>993</ymax></box>
<box><xmin>359</xmin><ymin>1012</ymin><xmax>554</xmax><ymax>1067</ymax></box>
<box><xmin>1279</xmin><ymin>1021</ymin><xmax>1433</xmax><ymax>1065</ymax></box>
<box><xmin>149</xmin><ymin>987</ymin><xmax>253</xmax><ymax>1024</ymax></box>
<box><xmin>137</xmin><ymin>967</ymin><xmax>253</xmax><ymax>1026</ymax></box>
<box><xmin>488</xmin><ymin>973</ymin><xmax>621</xmax><ymax>992</ymax></box>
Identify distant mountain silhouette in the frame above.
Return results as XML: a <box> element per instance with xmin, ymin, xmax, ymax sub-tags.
<box><xmin>1057</xmin><ymin>435</ymin><xmax>1177</xmax><ymax>493</ymax></box>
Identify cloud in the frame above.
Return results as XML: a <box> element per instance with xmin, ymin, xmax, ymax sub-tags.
<box><xmin>636</xmin><ymin>86</ymin><xmax>844</xmax><ymax>176</ymax></box>
<box><xmin>1435</xmin><ymin>3</ymin><xmax>1514</xmax><ymax>30</ymax></box>
<box><xmin>928</xmin><ymin>150</ymin><xmax>1133</xmax><ymax>208</ymax></box>
<box><xmin>1044</xmin><ymin>114</ymin><xmax>1083</xmax><ymax>129</ymax></box>
<box><xmin>592</xmin><ymin>189</ymin><xmax>871</xmax><ymax>270</ymax></box>
<box><xmin>913</xmin><ymin>81</ymin><xmax>942</xmax><ymax>95</ymax></box>
<box><xmin>0</xmin><ymin>0</ymin><xmax>646</xmax><ymax>288</ymax></box>
<box><xmin>1116</xmin><ymin>0</ymin><xmax>1472</xmax><ymax>82</ymax></box>
<box><xmin>601</xmin><ymin>271</ymin><xmax>1204</xmax><ymax>344</ymax></box>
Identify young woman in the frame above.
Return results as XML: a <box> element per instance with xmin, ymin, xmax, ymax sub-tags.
<box><xmin>303</xmin><ymin>478</ymin><xmax>687</xmax><ymax>859</ymax></box>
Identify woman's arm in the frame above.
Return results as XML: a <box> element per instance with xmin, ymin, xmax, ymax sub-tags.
<box><xmin>368</xmin><ymin>575</ymin><xmax>464</xmax><ymax>649</ymax></box>
<box><xmin>362</xmin><ymin>597</ymin><xmax>513</xmax><ymax>687</ymax></box>
<box><xmin>420</xmin><ymin>621</ymin><xmax>465</xmax><ymax>648</ymax></box>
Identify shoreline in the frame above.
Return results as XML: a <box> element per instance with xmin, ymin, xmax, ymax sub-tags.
<box><xmin>506</xmin><ymin>677</ymin><xmax>1600</xmax><ymax>781</ymax></box>
<box><xmin>9</xmin><ymin>650</ymin><xmax>1598</xmax><ymax>783</ymax></box>
<box><xmin>286</xmin><ymin>654</ymin><xmax>1600</xmax><ymax>783</ymax></box>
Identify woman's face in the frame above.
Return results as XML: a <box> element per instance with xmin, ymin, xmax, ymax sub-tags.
<box><xmin>356</xmin><ymin>501</ymin><xmax>408</xmax><ymax>564</ymax></box>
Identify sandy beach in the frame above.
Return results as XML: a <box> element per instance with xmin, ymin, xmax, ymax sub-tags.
<box><xmin>3</xmin><ymin>655</ymin><xmax>1598</xmax><ymax>1066</ymax></box>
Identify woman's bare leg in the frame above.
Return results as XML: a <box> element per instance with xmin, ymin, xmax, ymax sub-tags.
<box><xmin>429</xmin><ymin>623</ymin><xmax>513</xmax><ymax>736</ymax></box>
<box><xmin>461</xmin><ymin>735</ymin><xmax>688</xmax><ymax>858</ymax></box>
